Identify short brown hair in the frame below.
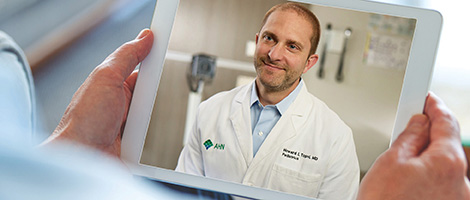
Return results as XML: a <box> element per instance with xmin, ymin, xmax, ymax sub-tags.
<box><xmin>260</xmin><ymin>2</ymin><xmax>321</xmax><ymax>55</ymax></box>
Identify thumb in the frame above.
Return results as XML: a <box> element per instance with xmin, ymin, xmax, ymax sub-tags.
<box><xmin>390</xmin><ymin>114</ymin><xmax>430</xmax><ymax>159</ymax></box>
<box><xmin>98</xmin><ymin>29</ymin><xmax>154</xmax><ymax>82</ymax></box>
<box><xmin>425</xmin><ymin>92</ymin><xmax>461</xmax><ymax>144</ymax></box>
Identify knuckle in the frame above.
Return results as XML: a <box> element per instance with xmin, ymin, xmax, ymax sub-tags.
<box><xmin>429</xmin><ymin>151</ymin><xmax>467</xmax><ymax>181</ymax></box>
<box><xmin>91</xmin><ymin>63</ymin><xmax>122</xmax><ymax>81</ymax></box>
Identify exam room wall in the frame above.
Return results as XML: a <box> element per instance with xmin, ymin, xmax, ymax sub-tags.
<box><xmin>306</xmin><ymin>5</ymin><xmax>406</xmax><ymax>173</ymax></box>
<box><xmin>140</xmin><ymin>0</ymin><xmax>407</xmax><ymax>176</ymax></box>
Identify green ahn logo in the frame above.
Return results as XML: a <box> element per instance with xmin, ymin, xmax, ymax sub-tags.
<box><xmin>203</xmin><ymin>139</ymin><xmax>213</xmax><ymax>150</ymax></box>
<box><xmin>203</xmin><ymin>139</ymin><xmax>225</xmax><ymax>150</ymax></box>
<box><xmin>214</xmin><ymin>143</ymin><xmax>225</xmax><ymax>150</ymax></box>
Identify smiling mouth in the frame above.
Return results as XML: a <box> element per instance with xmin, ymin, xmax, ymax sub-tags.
<box><xmin>262</xmin><ymin>60</ymin><xmax>284</xmax><ymax>71</ymax></box>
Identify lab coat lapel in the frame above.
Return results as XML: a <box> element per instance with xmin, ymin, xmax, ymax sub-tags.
<box><xmin>250</xmin><ymin>86</ymin><xmax>311</xmax><ymax>164</ymax></box>
<box><xmin>229</xmin><ymin>84</ymin><xmax>254</xmax><ymax>166</ymax></box>
<box><xmin>288</xmin><ymin>86</ymin><xmax>311</xmax><ymax>135</ymax></box>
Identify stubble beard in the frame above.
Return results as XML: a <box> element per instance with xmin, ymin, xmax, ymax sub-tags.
<box><xmin>254</xmin><ymin>56</ymin><xmax>299</xmax><ymax>93</ymax></box>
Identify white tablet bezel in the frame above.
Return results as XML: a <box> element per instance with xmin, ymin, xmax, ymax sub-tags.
<box><xmin>122</xmin><ymin>0</ymin><xmax>442</xmax><ymax>198</ymax></box>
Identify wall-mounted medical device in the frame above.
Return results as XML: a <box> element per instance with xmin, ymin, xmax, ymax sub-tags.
<box><xmin>318</xmin><ymin>23</ymin><xmax>332</xmax><ymax>79</ymax></box>
<box><xmin>184</xmin><ymin>54</ymin><xmax>217</xmax><ymax>145</ymax></box>
<box><xmin>317</xmin><ymin>25</ymin><xmax>352</xmax><ymax>82</ymax></box>
<box><xmin>187</xmin><ymin>54</ymin><xmax>217</xmax><ymax>92</ymax></box>
<box><xmin>336</xmin><ymin>28</ymin><xmax>352</xmax><ymax>82</ymax></box>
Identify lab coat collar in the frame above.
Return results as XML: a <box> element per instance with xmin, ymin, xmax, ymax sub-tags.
<box><xmin>230</xmin><ymin>81</ymin><xmax>312</xmax><ymax>168</ymax></box>
<box><xmin>250</xmin><ymin>79</ymin><xmax>304</xmax><ymax>116</ymax></box>
<box><xmin>248</xmin><ymin>84</ymin><xmax>312</xmax><ymax>167</ymax></box>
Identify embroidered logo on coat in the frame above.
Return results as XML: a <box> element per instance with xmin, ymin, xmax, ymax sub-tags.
<box><xmin>203</xmin><ymin>139</ymin><xmax>213</xmax><ymax>150</ymax></box>
<box><xmin>203</xmin><ymin>139</ymin><xmax>225</xmax><ymax>150</ymax></box>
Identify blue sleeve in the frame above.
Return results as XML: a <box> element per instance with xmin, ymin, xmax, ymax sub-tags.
<box><xmin>0</xmin><ymin>31</ymin><xmax>36</xmax><ymax>145</ymax></box>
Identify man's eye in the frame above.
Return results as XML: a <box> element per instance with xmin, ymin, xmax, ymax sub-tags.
<box><xmin>264</xmin><ymin>35</ymin><xmax>272</xmax><ymax>41</ymax></box>
<box><xmin>289</xmin><ymin>44</ymin><xmax>298</xmax><ymax>50</ymax></box>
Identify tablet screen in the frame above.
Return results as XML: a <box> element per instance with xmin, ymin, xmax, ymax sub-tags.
<box><xmin>135</xmin><ymin>0</ymin><xmax>419</xmax><ymax>198</ymax></box>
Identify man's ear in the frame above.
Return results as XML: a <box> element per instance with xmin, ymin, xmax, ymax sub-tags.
<box><xmin>255</xmin><ymin>33</ymin><xmax>259</xmax><ymax>45</ymax></box>
<box><xmin>303</xmin><ymin>54</ymin><xmax>319</xmax><ymax>73</ymax></box>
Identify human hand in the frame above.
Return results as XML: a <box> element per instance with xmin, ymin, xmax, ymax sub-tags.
<box><xmin>357</xmin><ymin>92</ymin><xmax>470</xmax><ymax>200</ymax></box>
<box><xmin>41</xmin><ymin>29</ymin><xmax>154</xmax><ymax>158</ymax></box>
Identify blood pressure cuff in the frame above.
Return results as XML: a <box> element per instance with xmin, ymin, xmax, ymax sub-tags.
<box><xmin>0</xmin><ymin>31</ymin><xmax>36</xmax><ymax>146</ymax></box>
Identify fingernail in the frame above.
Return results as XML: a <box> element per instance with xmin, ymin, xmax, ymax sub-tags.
<box><xmin>136</xmin><ymin>29</ymin><xmax>150</xmax><ymax>39</ymax></box>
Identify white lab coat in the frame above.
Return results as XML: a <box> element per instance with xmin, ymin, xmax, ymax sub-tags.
<box><xmin>176</xmin><ymin>82</ymin><xmax>359</xmax><ymax>199</ymax></box>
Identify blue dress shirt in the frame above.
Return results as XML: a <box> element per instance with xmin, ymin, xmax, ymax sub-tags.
<box><xmin>250</xmin><ymin>79</ymin><xmax>304</xmax><ymax>156</ymax></box>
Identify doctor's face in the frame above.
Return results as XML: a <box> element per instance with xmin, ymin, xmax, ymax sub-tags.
<box><xmin>254</xmin><ymin>10</ymin><xmax>318</xmax><ymax>93</ymax></box>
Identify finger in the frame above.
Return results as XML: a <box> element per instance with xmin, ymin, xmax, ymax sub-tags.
<box><xmin>424</xmin><ymin>92</ymin><xmax>460</xmax><ymax>144</ymax></box>
<box><xmin>100</xmin><ymin>29</ymin><xmax>154</xmax><ymax>82</ymax></box>
<box><xmin>124</xmin><ymin>70</ymin><xmax>139</xmax><ymax>93</ymax></box>
<box><xmin>390</xmin><ymin>114</ymin><xmax>430</xmax><ymax>158</ymax></box>
<box><xmin>422</xmin><ymin>93</ymin><xmax>467</xmax><ymax>182</ymax></box>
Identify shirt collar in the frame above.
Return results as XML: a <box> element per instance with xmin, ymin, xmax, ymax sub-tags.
<box><xmin>250</xmin><ymin>79</ymin><xmax>304</xmax><ymax>115</ymax></box>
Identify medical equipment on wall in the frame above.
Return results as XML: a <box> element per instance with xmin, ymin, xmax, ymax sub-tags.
<box><xmin>318</xmin><ymin>23</ymin><xmax>332</xmax><ymax>79</ymax></box>
<box><xmin>336</xmin><ymin>28</ymin><xmax>352</xmax><ymax>82</ymax></box>
<box><xmin>317</xmin><ymin>25</ymin><xmax>352</xmax><ymax>82</ymax></box>
<box><xmin>183</xmin><ymin>54</ymin><xmax>216</xmax><ymax>145</ymax></box>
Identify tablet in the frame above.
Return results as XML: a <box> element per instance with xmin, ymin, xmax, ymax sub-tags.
<box><xmin>122</xmin><ymin>0</ymin><xmax>442</xmax><ymax>199</ymax></box>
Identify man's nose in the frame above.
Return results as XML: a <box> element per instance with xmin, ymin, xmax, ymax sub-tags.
<box><xmin>268</xmin><ymin>43</ymin><xmax>283</xmax><ymax>61</ymax></box>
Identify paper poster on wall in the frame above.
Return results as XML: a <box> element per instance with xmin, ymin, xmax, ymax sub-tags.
<box><xmin>363</xmin><ymin>14</ymin><xmax>416</xmax><ymax>70</ymax></box>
